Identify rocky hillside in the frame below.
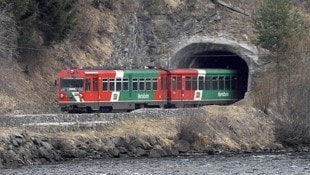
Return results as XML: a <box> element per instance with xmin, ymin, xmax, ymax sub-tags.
<box><xmin>0</xmin><ymin>0</ymin><xmax>309</xmax><ymax>115</ymax></box>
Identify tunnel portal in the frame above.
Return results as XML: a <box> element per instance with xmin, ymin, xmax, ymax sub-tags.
<box><xmin>170</xmin><ymin>40</ymin><xmax>259</xmax><ymax>100</ymax></box>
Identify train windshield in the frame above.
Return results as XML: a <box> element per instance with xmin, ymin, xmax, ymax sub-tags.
<box><xmin>60</xmin><ymin>78</ymin><xmax>84</xmax><ymax>91</ymax></box>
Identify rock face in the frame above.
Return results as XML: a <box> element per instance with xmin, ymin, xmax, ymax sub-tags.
<box><xmin>108</xmin><ymin>0</ymin><xmax>259</xmax><ymax>69</ymax></box>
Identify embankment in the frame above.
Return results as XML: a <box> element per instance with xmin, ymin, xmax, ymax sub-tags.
<box><xmin>0</xmin><ymin>105</ymin><xmax>306</xmax><ymax>168</ymax></box>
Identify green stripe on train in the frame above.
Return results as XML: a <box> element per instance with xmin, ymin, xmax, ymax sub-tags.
<box><xmin>119</xmin><ymin>69</ymin><xmax>160</xmax><ymax>101</ymax></box>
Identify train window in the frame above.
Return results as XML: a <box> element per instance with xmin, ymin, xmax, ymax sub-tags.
<box><xmin>93</xmin><ymin>78</ymin><xmax>98</xmax><ymax>91</ymax></box>
<box><xmin>153</xmin><ymin>78</ymin><xmax>158</xmax><ymax>90</ymax></box>
<box><xmin>177</xmin><ymin>77</ymin><xmax>182</xmax><ymax>90</ymax></box>
<box><xmin>102</xmin><ymin>79</ymin><xmax>108</xmax><ymax>91</ymax></box>
<box><xmin>85</xmin><ymin>78</ymin><xmax>91</xmax><ymax>91</ymax></box>
<box><xmin>133</xmin><ymin>78</ymin><xmax>138</xmax><ymax>91</ymax></box>
<box><xmin>198</xmin><ymin>76</ymin><xmax>204</xmax><ymax>90</ymax></box>
<box><xmin>109</xmin><ymin>79</ymin><xmax>115</xmax><ymax>91</ymax></box>
<box><xmin>116</xmin><ymin>78</ymin><xmax>122</xmax><ymax>91</ymax></box>
<box><xmin>212</xmin><ymin>76</ymin><xmax>218</xmax><ymax>90</ymax></box>
<box><xmin>205</xmin><ymin>76</ymin><xmax>211</xmax><ymax>90</ymax></box>
<box><xmin>225</xmin><ymin>77</ymin><xmax>231</xmax><ymax>90</ymax></box>
<box><xmin>60</xmin><ymin>78</ymin><xmax>84</xmax><ymax>91</ymax></box>
<box><xmin>219</xmin><ymin>76</ymin><xmax>224</xmax><ymax>90</ymax></box>
<box><xmin>232</xmin><ymin>76</ymin><xmax>237</xmax><ymax>90</ymax></box>
<box><xmin>123</xmin><ymin>78</ymin><xmax>129</xmax><ymax>91</ymax></box>
<box><xmin>172</xmin><ymin>77</ymin><xmax>177</xmax><ymax>90</ymax></box>
<box><xmin>139</xmin><ymin>78</ymin><xmax>145</xmax><ymax>90</ymax></box>
<box><xmin>192</xmin><ymin>77</ymin><xmax>197</xmax><ymax>90</ymax></box>
<box><xmin>185</xmin><ymin>76</ymin><xmax>191</xmax><ymax>90</ymax></box>
<box><xmin>146</xmin><ymin>78</ymin><xmax>151</xmax><ymax>90</ymax></box>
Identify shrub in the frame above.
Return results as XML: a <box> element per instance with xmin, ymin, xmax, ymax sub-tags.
<box><xmin>274</xmin><ymin>57</ymin><xmax>310</xmax><ymax>145</ymax></box>
<box><xmin>177</xmin><ymin>113</ymin><xmax>207</xmax><ymax>143</ymax></box>
<box><xmin>251</xmin><ymin>74</ymin><xmax>275</xmax><ymax>114</ymax></box>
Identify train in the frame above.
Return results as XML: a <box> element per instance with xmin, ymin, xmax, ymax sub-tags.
<box><xmin>57</xmin><ymin>67</ymin><xmax>240</xmax><ymax>113</ymax></box>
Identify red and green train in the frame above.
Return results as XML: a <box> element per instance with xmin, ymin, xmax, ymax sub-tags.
<box><xmin>57</xmin><ymin>67</ymin><xmax>240</xmax><ymax>113</ymax></box>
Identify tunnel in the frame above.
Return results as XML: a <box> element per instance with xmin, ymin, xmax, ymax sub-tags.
<box><xmin>169</xmin><ymin>38</ymin><xmax>259</xmax><ymax>100</ymax></box>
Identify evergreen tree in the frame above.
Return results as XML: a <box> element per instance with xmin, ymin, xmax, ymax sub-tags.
<box><xmin>38</xmin><ymin>0</ymin><xmax>78</xmax><ymax>44</ymax></box>
<box><xmin>10</xmin><ymin>0</ymin><xmax>39</xmax><ymax>47</ymax></box>
<box><xmin>252</xmin><ymin>0</ymin><xmax>301</xmax><ymax>52</ymax></box>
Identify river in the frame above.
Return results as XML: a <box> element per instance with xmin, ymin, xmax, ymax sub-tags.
<box><xmin>2</xmin><ymin>152</ymin><xmax>310</xmax><ymax>175</ymax></box>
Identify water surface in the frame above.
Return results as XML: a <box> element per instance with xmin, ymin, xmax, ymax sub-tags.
<box><xmin>2</xmin><ymin>152</ymin><xmax>310</xmax><ymax>175</ymax></box>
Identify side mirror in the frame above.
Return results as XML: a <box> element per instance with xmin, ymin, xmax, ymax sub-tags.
<box><xmin>54</xmin><ymin>80</ymin><xmax>57</xmax><ymax>86</ymax></box>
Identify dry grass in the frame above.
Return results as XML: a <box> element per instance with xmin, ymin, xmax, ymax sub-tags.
<box><xmin>0</xmin><ymin>104</ymin><xmax>275</xmax><ymax>151</ymax></box>
<box><xmin>0</xmin><ymin>127</ymin><xmax>24</xmax><ymax>138</ymax></box>
<box><xmin>45</xmin><ymin>117</ymin><xmax>178</xmax><ymax>146</ymax></box>
<box><xmin>201</xmin><ymin>105</ymin><xmax>274</xmax><ymax>150</ymax></box>
<box><xmin>164</xmin><ymin>0</ymin><xmax>183</xmax><ymax>10</ymax></box>
<box><xmin>103</xmin><ymin>117</ymin><xmax>177</xmax><ymax>138</ymax></box>
<box><xmin>250</xmin><ymin>74</ymin><xmax>275</xmax><ymax>114</ymax></box>
<box><xmin>0</xmin><ymin>95</ymin><xmax>16</xmax><ymax>113</ymax></box>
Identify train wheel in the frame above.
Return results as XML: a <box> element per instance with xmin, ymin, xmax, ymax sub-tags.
<box><xmin>100</xmin><ymin>106</ymin><xmax>112</xmax><ymax>113</ymax></box>
<box><xmin>86</xmin><ymin>107</ymin><xmax>93</xmax><ymax>113</ymax></box>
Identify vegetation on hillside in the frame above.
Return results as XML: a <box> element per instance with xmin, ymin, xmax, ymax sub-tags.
<box><xmin>251</xmin><ymin>0</ymin><xmax>310</xmax><ymax>146</ymax></box>
<box><xmin>0</xmin><ymin>0</ymin><xmax>78</xmax><ymax>58</ymax></box>
<box><xmin>0</xmin><ymin>5</ymin><xmax>17</xmax><ymax>58</ymax></box>
<box><xmin>252</xmin><ymin>0</ymin><xmax>301</xmax><ymax>52</ymax></box>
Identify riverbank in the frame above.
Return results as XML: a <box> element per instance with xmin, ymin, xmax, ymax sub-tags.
<box><xmin>0</xmin><ymin>105</ymin><xmax>308</xmax><ymax>168</ymax></box>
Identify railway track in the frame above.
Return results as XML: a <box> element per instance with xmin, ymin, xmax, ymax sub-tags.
<box><xmin>0</xmin><ymin>108</ymin><xmax>207</xmax><ymax>132</ymax></box>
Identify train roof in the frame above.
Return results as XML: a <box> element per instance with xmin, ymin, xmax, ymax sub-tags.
<box><xmin>60</xmin><ymin>67</ymin><xmax>237</xmax><ymax>75</ymax></box>
<box><xmin>169</xmin><ymin>68</ymin><xmax>237</xmax><ymax>74</ymax></box>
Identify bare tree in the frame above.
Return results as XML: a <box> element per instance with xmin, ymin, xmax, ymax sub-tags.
<box><xmin>0</xmin><ymin>5</ymin><xmax>17</xmax><ymax>60</ymax></box>
<box><xmin>275</xmin><ymin>54</ymin><xmax>310</xmax><ymax>145</ymax></box>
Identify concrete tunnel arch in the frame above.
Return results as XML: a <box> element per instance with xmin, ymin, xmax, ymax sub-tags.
<box><xmin>169</xmin><ymin>37</ymin><xmax>259</xmax><ymax>100</ymax></box>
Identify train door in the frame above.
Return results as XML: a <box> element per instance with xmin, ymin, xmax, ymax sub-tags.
<box><xmin>182</xmin><ymin>75</ymin><xmax>197</xmax><ymax>102</ymax></box>
<box><xmin>92</xmin><ymin>76</ymin><xmax>99</xmax><ymax>110</ymax></box>
<box><xmin>170</xmin><ymin>75</ymin><xmax>183</xmax><ymax>105</ymax></box>
<box><xmin>83</xmin><ymin>74</ymin><xmax>99</xmax><ymax>111</ymax></box>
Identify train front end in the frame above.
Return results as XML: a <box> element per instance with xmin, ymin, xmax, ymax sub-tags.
<box><xmin>57</xmin><ymin>67</ymin><xmax>87</xmax><ymax>112</ymax></box>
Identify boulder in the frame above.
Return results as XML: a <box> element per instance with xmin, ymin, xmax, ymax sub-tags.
<box><xmin>11</xmin><ymin>139</ymin><xmax>19</xmax><ymax>147</ymax></box>
<box><xmin>176</xmin><ymin>140</ymin><xmax>190</xmax><ymax>153</ymax></box>
<box><xmin>129</xmin><ymin>137</ymin><xmax>144</xmax><ymax>148</ymax></box>
<box><xmin>165</xmin><ymin>147</ymin><xmax>179</xmax><ymax>156</ymax></box>
<box><xmin>135</xmin><ymin>147</ymin><xmax>148</xmax><ymax>157</ymax></box>
<box><xmin>125</xmin><ymin>144</ymin><xmax>137</xmax><ymax>153</ymax></box>
<box><xmin>101</xmin><ymin>137</ymin><xmax>116</xmax><ymax>148</ymax></box>
<box><xmin>62</xmin><ymin>149</ymin><xmax>87</xmax><ymax>158</ymax></box>
<box><xmin>3</xmin><ymin>150</ymin><xmax>18</xmax><ymax>162</ymax></box>
<box><xmin>38</xmin><ymin>147</ymin><xmax>50</xmax><ymax>159</ymax></box>
<box><xmin>41</xmin><ymin>142</ymin><xmax>53</xmax><ymax>150</ymax></box>
<box><xmin>112</xmin><ymin>136</ymin><xmax>129</xmax><ymax>147</ymax></box>
<box><xmin>107</xmin><ymin>147</ymin><xmax>120</xmax><ymax>158</ymax></box>
<box><xmin>56</xmin><ymin>139</ymin><xmax>76</xmax><ymax>151</ymax></box>
<box><xmin>118</xmin><ymin>147</ymin><xmax>128</xmax><ymax>154</ymax></box>
<box><xmin>149</xmin><ymin>145</ymin><xmax>167</xmax><ymax>158</ymax></box>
